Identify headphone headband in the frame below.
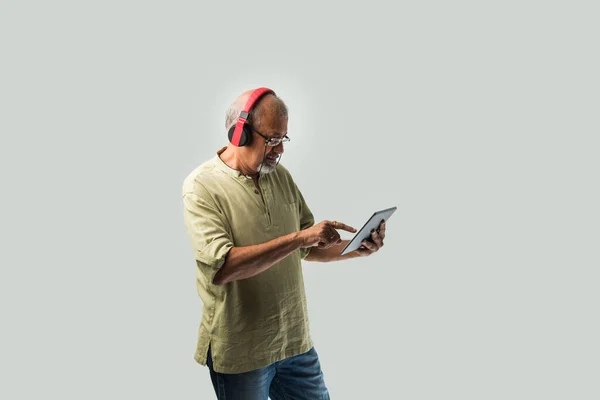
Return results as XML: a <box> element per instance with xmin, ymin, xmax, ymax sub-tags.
<box><xmin>229</xmin><ymin>87</ymin><xmax>275</xmax><ymax>146</ymax></box>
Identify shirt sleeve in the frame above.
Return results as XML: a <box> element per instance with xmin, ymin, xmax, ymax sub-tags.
<box><xmin>182</xmin><ymin>189</ymin><xmax>233</xmax><ymax>284</ymax></box>
<box><xmin>296</xmin><ymin>184</ymin><xmax>315</xmax><ymax>260</ymax></box>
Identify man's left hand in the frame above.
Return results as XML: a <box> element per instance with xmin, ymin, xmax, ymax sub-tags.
<box><xmin>355</xmin><ymin>219</ymin><xmax>386</xmax><ymax>257</ymax></box>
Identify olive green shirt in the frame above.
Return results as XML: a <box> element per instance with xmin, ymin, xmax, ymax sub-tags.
<box><xmin>182</xmin><ymin>147</ymin><xmax>315</xmax><ymax>374</ymax></box>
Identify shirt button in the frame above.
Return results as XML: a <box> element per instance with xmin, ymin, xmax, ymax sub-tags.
<box><xmin>254</xmin><ymin>189</ymin><xmax>259</xmax><ymax>194</ymax></box>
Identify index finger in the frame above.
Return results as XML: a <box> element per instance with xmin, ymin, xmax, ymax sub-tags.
<box><xmin>331</xmin><ymin>220</ymin><xmax>357</xmax><ymax>233</ymax></box>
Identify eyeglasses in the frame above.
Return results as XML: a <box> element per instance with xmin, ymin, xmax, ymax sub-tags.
<box><xmin>249</xmin><ymin>126</ymin><xmax>290</xmax><ymax>147</ymax></box>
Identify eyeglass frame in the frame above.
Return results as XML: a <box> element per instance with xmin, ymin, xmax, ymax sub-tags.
<box><xmin>248</xmin><ymin>125</ymin><xmax>290</xmax><ymax>147</ymax></box>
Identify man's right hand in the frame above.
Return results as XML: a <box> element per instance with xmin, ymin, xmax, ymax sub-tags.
<box><xmin>299</xmin><ymin>220</ymin><xmax>357</xmax><ymax>249</ymax></box>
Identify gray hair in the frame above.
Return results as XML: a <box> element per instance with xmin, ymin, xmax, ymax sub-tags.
<box><xmin>225</xmin><ymin>94</ymin><xmax>288</xmax><ymax>131</ymax></box>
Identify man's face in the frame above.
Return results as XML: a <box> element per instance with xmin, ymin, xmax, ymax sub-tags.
<box><xmin>247</xmin><ymin>114</ymin><xmax>288</xmax><ymax>175</ymax></box>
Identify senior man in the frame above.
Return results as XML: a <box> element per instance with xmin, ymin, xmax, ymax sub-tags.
<box><xmin>182</xmin><ymin>87</ymin><xmax>386</xmax><ymax>399</ymax></box>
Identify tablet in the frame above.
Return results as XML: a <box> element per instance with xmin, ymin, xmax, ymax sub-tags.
<box><xmin>340</xmin><ymin>206</ymin><xmax>397</xmax><ymax>255</ymax></box>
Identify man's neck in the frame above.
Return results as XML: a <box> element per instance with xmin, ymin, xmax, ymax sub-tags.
<box><xmin>220</xmin><ymin>147</ymin><xmax>260</xmax><ymax>180</ymax></box>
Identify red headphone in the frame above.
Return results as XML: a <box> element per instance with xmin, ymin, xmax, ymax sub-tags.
<box><xmin>227</xmin><ymin>87</ymin><xmax>275</xmax><ymax>147</ymax></box>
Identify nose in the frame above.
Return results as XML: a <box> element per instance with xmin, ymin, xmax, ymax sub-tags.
<box><xmin>272</xmin><ymin>142</ymin><xmax>284</xmax><ymax>155</ymax></box>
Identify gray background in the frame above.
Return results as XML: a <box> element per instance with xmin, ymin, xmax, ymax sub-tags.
<box><xmin>1</xmin><ymin>1</ymin><xmax>598</xmax><ymax>399</ymax></box>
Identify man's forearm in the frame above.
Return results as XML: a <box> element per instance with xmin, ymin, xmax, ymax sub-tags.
<box><xmin>213</xmin><ymin>232</ymin><xmax>305</xmax><ymax>285</ymax></box>
<box><xmin>304</xmin><ymin>240</ymin><xmax>361</xmax><ymax>262</ymax></box>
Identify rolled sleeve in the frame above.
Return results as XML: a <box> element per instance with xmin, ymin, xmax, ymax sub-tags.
<box><xmin>182</xmin><ymin>191</ymin><xmax>233</xmax><ymax>283</ymax></box>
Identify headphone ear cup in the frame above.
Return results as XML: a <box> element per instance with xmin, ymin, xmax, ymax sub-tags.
<box><xmin>240</xmin><ymin>125</ymin><xmax>252</xmax><ymax>146</ymax></box>
<box><xmin>228</xmin><ymin>124</ymin><xmax>251</xmax><ymax>147</ymax></box>
<box><xmin>227</xmin><ymin>125</ymin><xmax>236</xmax><ymax>145</ymax></box>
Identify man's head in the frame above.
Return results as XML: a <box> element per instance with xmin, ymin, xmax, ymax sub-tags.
<box><xmin>224</xmin><ymin>88</ymin><xmax>289</xmax><ymax>175</ymax></box>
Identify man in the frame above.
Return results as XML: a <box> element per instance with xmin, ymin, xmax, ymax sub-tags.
<box><xmin>182</xmin><ymin>87</ymin><xmax>386</xmax><ymax>399</ymax></box>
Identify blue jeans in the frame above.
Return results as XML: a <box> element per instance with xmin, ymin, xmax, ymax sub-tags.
<box><xmin>206</xmin><ymin>345</ymin><xmax>331</xmax><ymax>399</ymax></box>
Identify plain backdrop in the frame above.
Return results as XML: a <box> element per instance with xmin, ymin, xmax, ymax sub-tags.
<box><xmin>1</xmin><ymin>1</ymin><xmax>598</xmax><ymax>399</ymax></box>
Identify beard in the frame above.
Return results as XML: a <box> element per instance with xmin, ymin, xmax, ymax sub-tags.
<box><xmin>258</xmin><ymin>154</ymin><xmax>280</xmax><ymax>174</ymax></box>
<box><xmin>258</xmin><ymin>161</ymin><xmax>277</xmax><ymax>174</ymax></box>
